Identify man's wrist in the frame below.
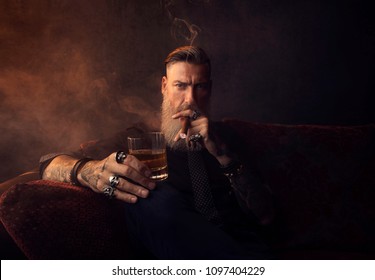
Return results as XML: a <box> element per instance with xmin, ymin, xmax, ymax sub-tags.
<box><xmin>70</xmin><ymin>158</ymin><xmax>93</xmax><ymax>186</ymax></box>
<box><xmin>220</xmin><ymin>159</ymin><xmax>244</xmax><ymax>178</ymax></box>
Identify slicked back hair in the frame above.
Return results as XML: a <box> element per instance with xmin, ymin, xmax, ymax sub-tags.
<box><xmin>164</xmin><ymin>46</ymin><xmax>211</xmax><ymax>78</ymax></box>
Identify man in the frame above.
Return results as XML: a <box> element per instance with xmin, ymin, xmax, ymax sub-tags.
<box><xmin>41</xmin><ymin>46</ymin><xmax>274</xmax><ymax>259</ymax></box>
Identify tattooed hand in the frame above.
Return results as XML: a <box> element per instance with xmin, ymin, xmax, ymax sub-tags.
<box><xmin>42</xmin><ymin>153</ymin><xmax>156</xmax><ymax>203</ymax></box>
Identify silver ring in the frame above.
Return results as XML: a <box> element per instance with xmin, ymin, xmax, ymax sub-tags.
<box><xmin>115</xmin><ymin>151</ymin><xmax>127</xmax><ymax>164</ymax></box>
<box><xmin>109</xmin><ymin>175</ymin><xmax>120</xmax><ymax>188</ymax></box>
<box><xmin>189</xmin><ymin>133</ymin><xmax>203</xmax><ymax>142</ymax></box>
<box><xmin>103</xmin><ymin>186</ymin><xmax>116</xmax><ymax>199</ymax></box>
<box><xmin>191</xmin><ymin>110</ymin><xmax>200</xmax><ymax>120</ymax></box>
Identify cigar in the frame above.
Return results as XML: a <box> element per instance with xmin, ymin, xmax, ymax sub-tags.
<box><xmin>179</xmin><ymin>117</ymin><xmax>190</xmax><ymax>139</ymax></box>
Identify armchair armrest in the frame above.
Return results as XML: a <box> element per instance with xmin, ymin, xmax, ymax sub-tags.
<box><xmin>0</xmin><ymin>180</ymin><xmax>131</xmax><ymax>259</ymax></box>
<box><xmin>0</xmin><ymin>169</ymin><xmax>39</xmax><ymax>196</ymax></box>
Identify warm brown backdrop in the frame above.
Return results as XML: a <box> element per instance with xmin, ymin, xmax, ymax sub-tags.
<box><xmin>1</xmin><ymin>0</ymin><xmax>374</xmax><ymax>181</ymax></box>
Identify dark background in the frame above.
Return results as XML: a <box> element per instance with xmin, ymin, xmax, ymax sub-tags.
<box><xmin>0</xmin><ymin>0</ymin><xmax>374</xmax><ymax>182</ymax></box>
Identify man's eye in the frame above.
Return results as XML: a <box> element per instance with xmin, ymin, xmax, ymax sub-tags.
<box><xmin>176</xmin><ymin>83</ymin><xmax>185</xmax><ymax>88</ymax></box>
<box><xmin>196</xmin><ymin>84</ymin><xmax>207</xmax><ymax>89</ymax></box>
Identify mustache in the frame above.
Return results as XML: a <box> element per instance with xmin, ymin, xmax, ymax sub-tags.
<box><xmin>175</xmin><ymin>103</ymin><xmax>199</xmax><ymax>114</ymax></box>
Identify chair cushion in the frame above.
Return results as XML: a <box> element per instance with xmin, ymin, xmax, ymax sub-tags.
<box><xmin>0</xmin><ymin>180</ymin><xmax>130</xmax><ymax>259</ymax></box>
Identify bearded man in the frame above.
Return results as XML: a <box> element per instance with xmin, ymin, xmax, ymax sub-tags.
<box><xmin>40</xmin><ymin>46</ymin><xmax>274</xmax><ymax>259</ymax></box>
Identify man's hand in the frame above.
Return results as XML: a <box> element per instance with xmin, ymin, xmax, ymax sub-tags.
<box><xmin>172</xmin><ymin>109</ymin><xmax>233</xmax><ymax>166</ymax></box>
<box><xmin>79</xmin><ymin>152</ymin><xmax>156</xmax><ymax>203</ymax></box>
<box><xmin>43</xmin><ymin>153</ymin><xmax>156</xmax><ymax>203</ymax></box>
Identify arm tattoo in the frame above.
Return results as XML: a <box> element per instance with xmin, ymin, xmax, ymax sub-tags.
<box><xmin>43</xmin><ymin>158</ymin><xmax>75</xmax><ymax>183</ymax></box>
<box><xmin>80</xmin><ymin>158</ymin><xmax>109</xmax><ymax>190</ymax></box>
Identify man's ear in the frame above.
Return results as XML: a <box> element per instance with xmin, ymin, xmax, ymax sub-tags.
<box><xmin>161</xmin><ymin>76</ymin><xmax>167</xmax><ymax>95</ymax></box>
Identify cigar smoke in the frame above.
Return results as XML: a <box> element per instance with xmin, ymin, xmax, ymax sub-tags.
<box><xmin>161</xmin><ymin>0</ymin><xmax>210</xmax><ymax>45</ymax></box>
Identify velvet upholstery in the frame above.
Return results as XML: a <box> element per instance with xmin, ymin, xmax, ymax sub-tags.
<box><xmin>0</xmin><ymin>180</ymin><xmax>129</xmax><ymax>259</ymax></box>
<box><xmin>224</xmin><ymin>120</ymin><xmax>375</xmax><ymax>258</ymax></box>
<box><xmin>1</xmin><ymin>120</ymin><xmax>375</xmax><ymax>259</ymax></box>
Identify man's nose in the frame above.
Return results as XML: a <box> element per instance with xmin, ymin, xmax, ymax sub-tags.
<box><xmin>184</xmin><ymin>86</ymin><xmax>197</xmax><ymax>105</ymax></box>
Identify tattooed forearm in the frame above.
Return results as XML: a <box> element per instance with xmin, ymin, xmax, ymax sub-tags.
<box><xmin>229</xmin><ymin>167</ymin><xmax>274</xmax><ymax>225</ymax></box>
<box><xmin>42</xmin><ymin>155</ymin><xmax>105</xmax><ymax>192</ymax></box>
<box><xmin>42</xmin><ymin>155</ymin><xmax>77</xmax><ymax>183</ymax></box>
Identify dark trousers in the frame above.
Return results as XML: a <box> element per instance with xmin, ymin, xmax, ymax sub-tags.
<box><xmin>124</xmin><ymin>182</ymin><xmax>272</xmax><ymax>260</ymax></box>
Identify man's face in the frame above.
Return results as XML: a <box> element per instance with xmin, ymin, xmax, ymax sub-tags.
<box><xmin>161</xmin><ymin>62</ymin><xmax>211</xmax><ymax>150</ymax></box>
<box><xmin>161</xmin><ymin>62</ymin><xmax>211</xmax><ymax>114</ymax></box>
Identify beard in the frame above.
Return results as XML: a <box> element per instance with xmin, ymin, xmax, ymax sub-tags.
<box><xmin>161</xmin><ymin>97</ymin><xmax>208</xmax><ymax>152</ymax></box>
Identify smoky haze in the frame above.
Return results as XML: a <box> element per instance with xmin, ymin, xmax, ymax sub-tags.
<box><xmin>1</xmin><ymin>0</ymin><xmax>374</xmax><ymax>181</ymax></box>
<box><xmin>0</xmin><ymin>1</ymin><xmax>164</xmax><ymax>180</ymax></box>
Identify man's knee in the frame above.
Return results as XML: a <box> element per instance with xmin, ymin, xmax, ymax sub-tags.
<box><xmin>125</xmin><ymin>182</ymin><xmax>192</xmax><ymax>228</ymax></box>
